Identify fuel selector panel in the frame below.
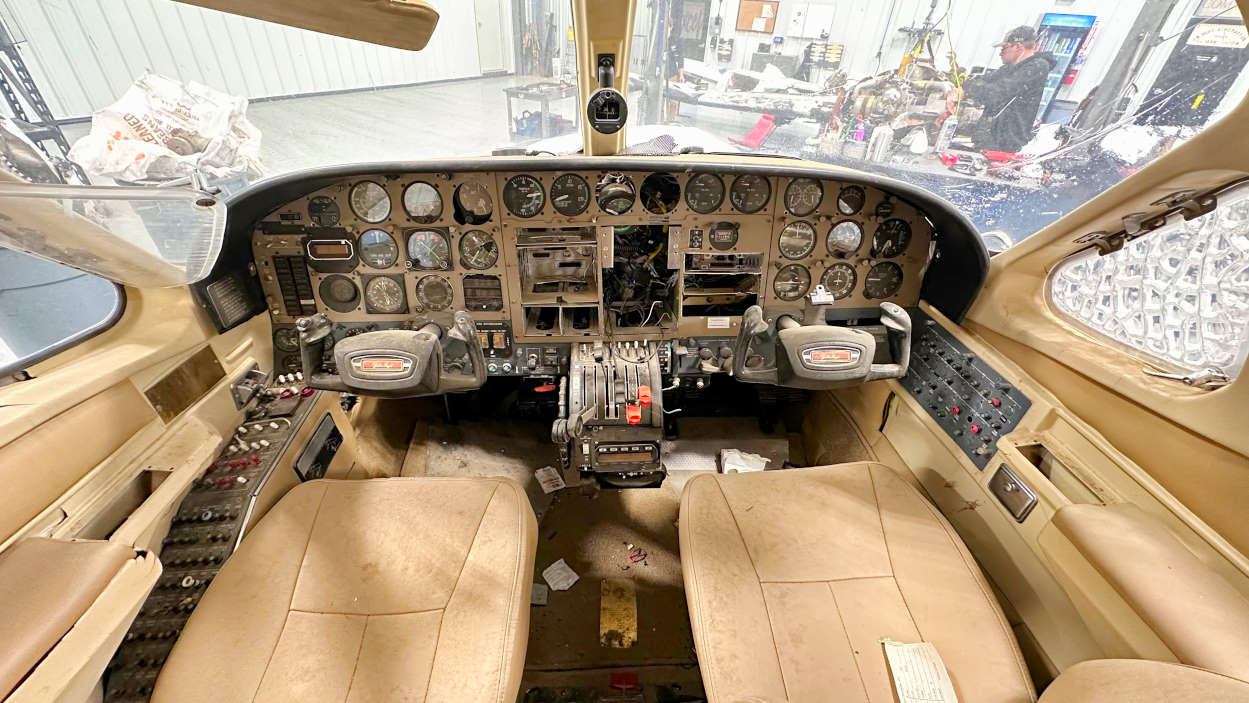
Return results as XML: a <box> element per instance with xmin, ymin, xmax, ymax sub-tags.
<box><xmin>902</xmin><ymin>309</ymin><xmax>1031</xmax><ymax>468</ymax></box>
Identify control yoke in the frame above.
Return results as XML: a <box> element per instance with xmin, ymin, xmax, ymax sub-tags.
<box><xmin>296</xmin><ymin>311</ymin><xmax>487</xmax><ymax>398</ymax></box>
<box><xmin>732</xmin><ymin>303</ymin><xmax>911</xmax><ymax>389</ymax></box>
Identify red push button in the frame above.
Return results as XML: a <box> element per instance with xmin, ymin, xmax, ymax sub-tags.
<box><xmin>991</xmin><ymin>398</ymin><xmax>1002</xmax><ymax>407</ymax></box>
<box><xmin>625</xmin><ymin>405</ymin><xmax>642</xmax><ymax>425</ymax></box>
<box><xmin>970</xmin><ymin>424</ymin><xmax>981</xmax><ymax>434</ymax></box>
<box><xmin>638</xmin><ymin>385</ymin><xmax>652</xmax><ymax>406</ymax></box>
<box><xmin>251</xmin><ymin>455</ymin><xmax>261</xmax><ymax>465</ymax></box>
<box><xmin>300</xmin><ymin>387</ymin><xmax>315</xmax><ymax>397</ymax></box>
<box><xmin>950</xmin><ymin>405</ymin><xmax>960</xmax><ymax>415</ymax></box>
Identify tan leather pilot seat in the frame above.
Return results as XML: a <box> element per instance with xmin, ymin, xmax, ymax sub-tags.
<box><xmin>152</xmin><ymin>476</ymin><xmax>536</xmax><ymax>703</ymax></box>
<box><xmin>680</xmin><ymin>462</ymin><xmax>1036</xmax><ymax>703</ymax></box>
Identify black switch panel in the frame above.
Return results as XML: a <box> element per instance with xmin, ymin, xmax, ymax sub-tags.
<box><xmin>901</xmin><ymin>309</ymin><xmax>1031</xmax><ymax>469</ymax></box>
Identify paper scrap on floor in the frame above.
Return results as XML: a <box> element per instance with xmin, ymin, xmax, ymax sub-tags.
<box><xmin>535</xmin><ymin>466</ymin><xmax>566</xmax><ymax>494</ymax></box>
<box><xmin>720</xmin><ymin>448</ymin><xmax>771</xmax><ymax>473</ymax></box>
<box><xmin>881</xmin><ymin>639</ymin><xmax>959</xmax><ymax>703</ymax></box>
<box><xmin>542</xmin><ymin>558</ymin><xmax>580</xmax><ymax>591</ymax></box>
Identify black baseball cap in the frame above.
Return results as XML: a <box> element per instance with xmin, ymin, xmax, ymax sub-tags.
<box><xmin>994</xmin><ymin>26</ymin><xmax>1037</xmax><ymax>46</ymax></box>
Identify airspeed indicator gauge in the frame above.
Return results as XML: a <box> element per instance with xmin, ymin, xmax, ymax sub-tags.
<box><xmin>349</xmin><ymin>181</ymin><xmax>390</xmax><ymax>223</ymax></box>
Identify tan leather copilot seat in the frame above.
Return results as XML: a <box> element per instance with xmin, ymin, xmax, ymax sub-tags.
<box><xmin>679</xmin><ymin>462</ymin><xmax>1036</xmax><ymax>703</ymax></box>
<box><xmin>152</xmin><ymin>476</ymin><xmax>537</xmax><ymax>703</ymax></box>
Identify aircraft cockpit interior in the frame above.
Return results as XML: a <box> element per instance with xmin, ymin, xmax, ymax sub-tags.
<box><xmin>1</xmin><ymin>1</ymin><xmax>1248</xmax><ymax>702</ymax></box>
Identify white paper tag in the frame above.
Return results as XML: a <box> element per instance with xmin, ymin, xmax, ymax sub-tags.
<box><xmin>707</xmin><ymin>316</ymin><xmax>731</xmax><ymax>329</ymax></box>
<box><xmin>535</xmin><ymin>466</ymin><xmax>566</xmax><ymax>494</ymax></box>
<box><xmin>882</xmin><ymin>639</ymin><xmax>959</xmax><ymax>703</ymax></box>
<box><xmin>542</xmin><ymin>558</ymin><xmax>580</xmax><ymax>591</ymax></box>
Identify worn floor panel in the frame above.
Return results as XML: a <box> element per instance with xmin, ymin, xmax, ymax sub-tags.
<box><xmin>402</xmin><ymin>417</ymin><xmax>560</xmax><ymax>518</ymax></box>
<box><xmin>520</xmin><ymin>665</ymin><xmax>705</xmax><ymax>702</ymax></box>
<box><xmin>527</xmin><ymin>488</ymin><xmax>695</xmax><ymax>673</ymax></box>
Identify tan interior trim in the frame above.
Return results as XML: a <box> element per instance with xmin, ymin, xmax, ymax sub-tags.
<box><xmin>572</xmin><ymin>0</ymin><xmax>637</xmax><ymax>155</ymax></box>
<box><xmin>171</xmin><ymin>0</ymin><xmax>439</xmax><ymax>51</ymax></box>
<box><xmin>6</xmin><ymin>553</ymin><xmax>159</xmax><ymax>703</ymax></box>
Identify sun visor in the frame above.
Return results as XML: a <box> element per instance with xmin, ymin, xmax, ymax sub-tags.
<box><xmin>0</xmin><ymin>182</ymin><xmax>225</xmax><ymax>288</ymax></box>
<box><xmin>172</xmin><ymin>0</ymin><xmax>440</xmax><ymax>51</ymax></box>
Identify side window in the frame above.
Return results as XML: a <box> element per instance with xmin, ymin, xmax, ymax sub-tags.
<box><xmin>1048</xmin><ymin>187</ymin><xmax>1249</xmax><ymax>381</ymax></box>
<box><xmin>0</xmin><ymin>247</ymin><xmax>123</xmax><ymax>376</ymax></box>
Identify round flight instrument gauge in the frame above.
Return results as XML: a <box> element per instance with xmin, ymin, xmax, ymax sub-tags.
<box><xmin>349</xmin><ymin>181</ymin><xmax>390</xmax><ymax>223</ymax></box>
<box><xmin>864</xmin><ymin>261</ymin><xmax>903</xmax><ymax>299</ymax></box>
<box><xmin>778</xmin><ymin>221</ymin><xmax>817</xmax><ymax>259</ymax></box>
<box><xmin>453</xmin><ymin>181</ymin><xmax>493</xmax><ymax>225</ymax></box>
<box><xmin>709</xmin><ymin>222</ymin><xmax>740</xmax><ymax>251</ymax></box>
<box><xmin>773</xmin><ymin>264</ymin><xmax>811</xmax><ymax>301</ymax></box>
<box><xmin>364</xmin><ymin>276</ymin><xmax>406</xmax><ymax>314</ymax></box>
<box><xmin>308</xmin><ymin>196</ymin><xmax>340</xmax><ymax>227</ymax></box>
<box><xmin>640</xmin><ymin>172</ymin><xmax>680</xmax><ymax>214</ymax></box>
<box><xmin>684</xmin><ymin>173</ymin><xmax>725</xmax><ymax>213</ymax></box>
<box><xmin>827</xmin><ymin>221</ymin><xmax>863</xmax><ymax>256</ymax></box>
<box><xmin>596</xmin><ymin>173</ymin><xmax>635</xmax><ymax>215</ymax></box>
<box><xmin>729</xmin><ymin>174</ymin><xmax>771</xmax><ymax>214</ymax></box>
<box><xmin>837</xmin><ymin>185</ymin><xmax>866</xmax><ymax>216</ymax></box>
<box><xmin>402</xmin><ymin>182</ymin><xmax>442</xmax><ymax>223</ymax></box>
<box><xmin>458</xmin><ymin>230</ymin><xmax>499</xmax><ymax>269</ymax></box>
<box><xmin>503</xmin><ymin>174</ymin><xmax>546</xmax><ymax>218</ymax></box>
<box><xmin>872</xmin><ymin>218</ymin><xmax>912</xmax><ymax>258</ymax></box>
<box><xmin>358</xmin><ymin>229</ymin><xmax>399</xmax><ymax>269</ymax></box>
<box><xmin>274</xmin><ymin>327</ymin><xmax>300</xmax><ymax>353</ymax></box>
<box><xmin>415</xmin><ymin>275</ymin><xmax>454</xmax><ymax>311</ymax></box>
<box><xmin>820</xmin><ymin>263</ymin><xmax>858</xmax><ymax>300</ymax></box>
<box><xmin>875</xmin><ymin>198</ymin><xmax>896</xmax><ymax>219</ymax></box>
<box><xmin>550</xmin><ymin>173</ymin><xmax>590</xmax><ymax>216</ymax></box>
<box><xmin>784</xmin><ymin>177</ymin><xmax>823</xmax><ymax>217</ymax></box>
<box><xmin>406</xmin><ymin>229</ymin><xmax>451</xmax><ymax>270</ymax></box>
<box><xmin>319</xmin><ymin>274</ymin><xmax>360</xmax><ymax>313</ymax></box>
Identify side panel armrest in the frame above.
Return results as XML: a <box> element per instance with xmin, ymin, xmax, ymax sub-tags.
<box><xmin>1039</xmin><ymin>659</ymin><xmax>1249</xmax><ymax>703</ymax></box>
<box><xmin>1039</xmin><ymin>504</ymin><xmax>1249</xmax><ymax>680</ymax></box>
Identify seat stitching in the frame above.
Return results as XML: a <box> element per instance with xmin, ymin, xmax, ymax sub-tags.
<box><xmin>887</xmin><ymin>467</ymin><xmax>1036</xmax><ymax>699</ymax></box>
<box><xmin>249</xmin><ymin>482</ymin><xmax>330</xmax><ymax>703</ymax></box>
<box><xmin>491</xmin><ymin>481</ymin><xmax>525</xmax><ymax>703</ymax></box>
<box><xmin>425</xmin><ymin>482</ymin><xmax>501</xmax><ymax>702</ymax></box>
<box><xmin>289</xmin><ymin>607</ymin><xmax>446</xmax><ymax>617</ymax></box>
<box><xmin>827</xmin><ymin>581</ymin><xmax>871</xmax><ymax>702</ymax></box>
<box><xmin>714</xmin><ymin>477</ymin><xmax>791</xmax><ymax>702</ymax></box>
<box><xmin>867</xmin><ymin>467</ymin><xmax>926</xmax><ymax>641</ymax></box>
<box><xmin>340</xmin><ymin>615</ymin><xmax>370</xmax><ymax>703</ymax></box>
<box><xmin>760</xmin><ymin>574</ymin><xmax>894</xmax><ymax>584</ymax></box>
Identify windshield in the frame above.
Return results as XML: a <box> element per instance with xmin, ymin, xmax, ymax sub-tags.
<box><xmin>5</xmin><ymin>0</ymin><xmax>1249</xmax><ymax>249</ymax></box>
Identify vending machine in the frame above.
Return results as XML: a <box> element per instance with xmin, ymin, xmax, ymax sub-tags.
<box><xmin>1035</xmin><ymin>13</ymin><xmax>1098</xmax><ymax>122</ymax></box>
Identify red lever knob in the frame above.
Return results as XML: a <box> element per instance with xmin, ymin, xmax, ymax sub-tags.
<box><xmin>970</xmin><ymin>424</ymin><xmax>981</xmax><ymax>434</ymax></box>
<box><xmin>638</xmin><ymin>385</ymin><xmax>652</xmax><ymax>406</ymax></box>
<box><xmin>951</xmin><ymin>405</ymin><xmax>960</xmax><ymax>415</ymax></box>
<box><xmin>625</xmin><ymin>405</ymin><xmax>642</xmax><ymax>425</ymax></box>
<box><xmin>991</xmin><ymin>398</ymin><xmax>1002</xmax><ymax>407</ymax></box>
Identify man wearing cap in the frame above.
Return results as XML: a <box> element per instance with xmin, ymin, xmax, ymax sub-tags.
<box><xmin>954</xmin><ymin>26</ymin><xmax>1057</xmax><ymax>152</ymax></box>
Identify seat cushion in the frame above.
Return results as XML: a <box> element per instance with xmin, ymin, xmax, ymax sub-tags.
<box><xmin>679</xmin><ymin>462</ymin><xmax>1035</xmax><ymax>703</ymax></box>
<box><xmin>1038</xmin><ymin>659</ymin><xmax>1249</xmax><ymax>703</ymax></box>
<box><xmin>153</xmin><ymin>476</ymin><xmax>536</xmax><ymax>703</ymax></box>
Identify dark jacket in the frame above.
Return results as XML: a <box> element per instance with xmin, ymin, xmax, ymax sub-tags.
<box><xmin>963</xmin><ymin>51</ymin><xmax>1056</xmax><ymax>152</ymax></box>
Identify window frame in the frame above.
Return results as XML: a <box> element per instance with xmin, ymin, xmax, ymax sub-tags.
<box><xmin>0</xmin><ymin>280</ymin><xmax>127</xmax><ymax>379</ymax></box>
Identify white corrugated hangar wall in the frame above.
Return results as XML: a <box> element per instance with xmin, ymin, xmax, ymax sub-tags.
<box><xmin>0</xmin><ymin>0</ymin><xmax>504</xmax><ymax>121</ymax></box>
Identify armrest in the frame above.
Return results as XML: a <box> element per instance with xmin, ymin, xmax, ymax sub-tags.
<box><xmin>1039</xmin><ymin>659</ymin><xmax>1249</xmax><ymax>702</ymax></box>
<box><xmin>1043</xmin><ymin>503</ymin><xmax>1249</xmax><ymax>680</ymax></box>
<box><xmin>0</xmin><ymin>537</ymin><xmax>133</xmax><ymax>699</ymax></box>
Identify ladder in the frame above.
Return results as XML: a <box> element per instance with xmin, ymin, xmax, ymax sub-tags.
<box><xmin>0</xmin><ymin>20</ymin><xmax>86</xmax><ymax>182</ymax></box>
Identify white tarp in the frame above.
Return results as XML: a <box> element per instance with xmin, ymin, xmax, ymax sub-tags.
<box><xmin>68</xmin><ymin>71</ymin><xmax>262</xmax><ymax>184</ymax></box>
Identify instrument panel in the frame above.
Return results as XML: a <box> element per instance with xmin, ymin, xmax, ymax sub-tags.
<box><xmin>251</xmin><ymin>167</ymin><xmax>936</xmax><ymax>374</ymax></box>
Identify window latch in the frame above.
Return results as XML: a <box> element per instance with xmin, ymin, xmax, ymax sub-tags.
<box><xmin>1142</xmin><ymin>366</ymin><xmax>1230</xmax><ymax>391</ymax></box>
